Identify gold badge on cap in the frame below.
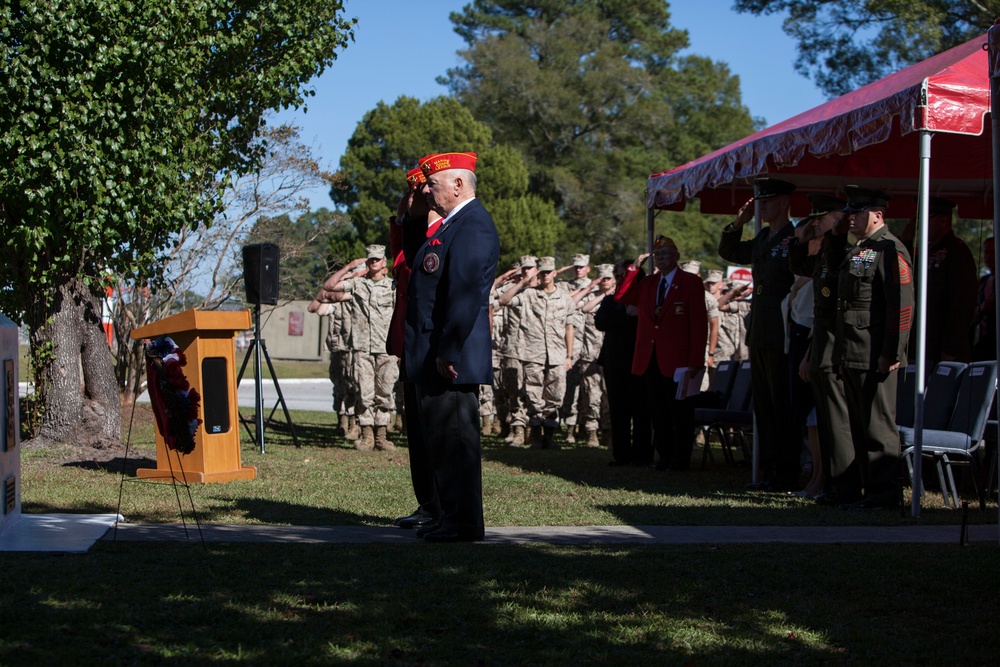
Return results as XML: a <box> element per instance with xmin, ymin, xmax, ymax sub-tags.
<box><xmin>423</xmin><ymin>252</ymin><xmax>440</xmax><ymax>274</ymax></box>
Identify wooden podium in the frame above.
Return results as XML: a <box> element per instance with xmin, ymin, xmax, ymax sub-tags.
<box><xmin>130</xmin><ymin>309</ymin><xmax>257</xmax><ymax>483</ymax></box>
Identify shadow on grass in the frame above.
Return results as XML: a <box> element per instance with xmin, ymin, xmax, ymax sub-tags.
<box><xmin>482</xmin><ymin>432</ymin><xmax>751</xmax><ymax>496</ymax></box>
<box><xmin>480</xmin><ymin>433</ymin><xmax>999</xmax><ymax>526</ymax></box>
<box><xmin>3</xmin><ymin>541</ymin><xmax>997</xmax><ymax>665</ymax></box>
<box><xmin>63</xmin><ymin>456</ymin><xmax>157</xmax><ymax>475</ymax></box>
<box><xmin>209</xmin><ymin>497</ymin><xmax>386</xmax><ymax>526</ymax></box>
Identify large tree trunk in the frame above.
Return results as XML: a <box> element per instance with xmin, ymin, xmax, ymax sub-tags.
<box><xmin>26</xmin><ymin>277</ymin><xmax>121</xmax><ymax>448</ymax></box>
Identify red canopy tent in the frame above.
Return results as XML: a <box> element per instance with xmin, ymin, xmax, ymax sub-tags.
<box><xmin>643</xmin><ymin>32</ymin><xmax>999</xmax><ymax>519</ymax></box>
<box><xmin>647</xmin><ymin>34</ymin><xmax>992</xmax><ymax>219</ymax></box>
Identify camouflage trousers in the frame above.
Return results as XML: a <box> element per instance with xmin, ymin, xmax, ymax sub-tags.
<box><xmin>560</xmin><ymin>357</ymin><xmax>583</xmax><ymax>427</ymax></box>
<box><xmin>578</xmin><ymin>359</ymin><xmax>609</xmax><ymax>432</ymax></box>
<box><xmin>329</xmin><ymin>350</ymin><xmax>356</xmax><ymax>416</ymax></box>
<box><xmin>524</xmin><ymin>360</ymin><xmax>566</xmax><ymax>428</ymax></box>
<box><xmin>353</xmin><ymin>351</ymin><xmax>398</xmax><ymax>427</ymax></box>
<box><xmin>479</xmin><ymin>375</ymin><xmax>496</xmax><ymax>417</ymax></box>
<box><xmin>500</xmin><ymin>357</ymin><xmax>527</xmax><ymax>428</ymax></box>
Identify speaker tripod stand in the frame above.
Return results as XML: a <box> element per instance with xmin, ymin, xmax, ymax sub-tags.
<box><xmin>237</xmin><ymin>304</ymin><xmax>299</xmax><ymax>453</ymax></box>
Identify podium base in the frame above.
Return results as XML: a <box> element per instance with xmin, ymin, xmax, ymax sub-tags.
<box><xmin>136</xmin><ymin>466</ymin><xmax>257</xmax><ymax>484</ymax></box>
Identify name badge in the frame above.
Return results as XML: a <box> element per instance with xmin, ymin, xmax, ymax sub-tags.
<box><xmin>423</xmin><ymin>252</ymin><xmax>440</xmax><ymax>273</ymax></box>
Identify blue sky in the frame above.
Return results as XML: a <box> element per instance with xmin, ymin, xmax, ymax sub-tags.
<box><xmin>273</xmin><ymin>0</ymin><xmax>828</xmax><ymax>211</ymax></box>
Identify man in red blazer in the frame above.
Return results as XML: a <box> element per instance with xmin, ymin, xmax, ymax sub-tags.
<box><xmin>615</xmin><ymin>235</ymin><xmax>708</xmax><ymax>470</ymax></box>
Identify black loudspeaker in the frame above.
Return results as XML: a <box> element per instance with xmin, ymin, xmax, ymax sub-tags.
<box><xmin>242</xmin><ymin>243</ymin><xmax>280</xmax><ymax>305</ymax></box>
<box><xmin>201</xmin><ymin>357</ymin><xmax>231</xmax><ymax>435</ymax></box>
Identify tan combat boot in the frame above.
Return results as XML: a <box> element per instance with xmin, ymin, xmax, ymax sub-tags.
<box><xmin>336</xmin><ymin>413</ymin><xmax>349</xmax><ymax>437</ymax></box>
<box><xmin>481</xmin><ymin>416</ymin><xmax>493</xmax><ymax>436</ymax></box>
<box><xmin>492</xmin><ymin>417</ymin><xmax>504</xmax><ymax>435</ymax></box>
<box><xmin>586</xmin><ymin>429</ymin><xmax>600</xmax><ymax>447</ymax></box>
<box><xmin>394</xmin><ymin>412</ymin><xmax>405</xmax><ymax>432</ymax></box>
<box><xmin>344</xmin><ymin>415</ymin><xmax>360</xmax><ymax>441</ymax></box>
<box><xmin>356</xmin><ymin>425</ymin><xmax>375</xmax><ymax>451</ymax></box>
<box><xmin>509</xmin><ymin>425</ymin><xmax>525</xmax><ymax>447</ymax></box>
<box><xmin>375</xmin><ymin>425</ymin><xmax>395</xmax><ymax>451</ymax></box>
<box><xmin>387</xmin><ymin>414</ymin><xmax>397</xmax><ymax>432</ymax></box>
<box><xmin>565</xmin><ymin>424</ymin><xmax>577</xmax><ymax>444</ymax></box>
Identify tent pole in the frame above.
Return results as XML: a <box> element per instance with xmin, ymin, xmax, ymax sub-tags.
<box><xmin>911</xmin><ymin>129</ymin><xmax>932</xmax><ymax>519</ymax></box>
<box><xmin>989</xmin><ymin>23</ymin><xmax>1000</xmax><ymax>541</ymax></box>
<box><xmin>751</xmin><ymin>183</ymin><xmax>762</xmax><ymax>485</ymax></box>
<box><xmin>646</xmin><ymin>207</ymin><xmax>655</xmax><ymax>274</ymax></box>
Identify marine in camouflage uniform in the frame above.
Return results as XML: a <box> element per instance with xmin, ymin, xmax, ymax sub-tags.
<box><xmin>575</xmin><ymin>263</ymin><xmax>616</xmax><ymax>446</ymax></box>
<box><xmin>479</xmin><ymin>289</ymin><xmax>503</xmax><ymax>436</ymax></box>
<box><xmin>500</xmin><ymin>256</ymin><xmax>575</xmax><ymax>448</ymax></box>
<box><xmin>558</xmin><ymin>254</ymin><xmax>591</xmax><ymax>441</ymax></box>
<box><xmin>710</xmin><ymin>275</ymin><xmax>751</xmax><ymax>363</ymax></box>
<box><xmin>719</xmin><ymin>177</ymin><xmax>801</xmax><ymax>490</ymax></box>
<box><xmin>834</xmin><ymin>186</ymin><xmax>913</xmax><ymax>509</ymax></box>
<box><xmin>497</xmin><ymin>256</ymin><xmax>537</xmax><ymax>446</ymax></box>
<box><xmin>323</xmin><ymin>245</ymin><xmax>399</xmax><ymax>452</ymax></box>
<box><xmin>308</xmin><ymin>295</ymin><xmax>357</xmax><ymax>438</ymax></box>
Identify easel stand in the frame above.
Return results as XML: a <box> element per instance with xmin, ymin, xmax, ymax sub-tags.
<box><xmin>237</xmin><ymin>304</ymin><xmax>299</xmax><ymax>453</ymax></box>
<box><xmin>116</xmin><ymin>407</ymin><xmax>206</xmax><ymax>549</ymax></box>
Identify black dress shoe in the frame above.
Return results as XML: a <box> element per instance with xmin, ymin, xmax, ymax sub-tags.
<box><xmin>422</xmin><ymin>528</ymin><xmax>483</xmax><ymax>543</ymax></box>
<box><xmin>841</xmin><ymin>493</ymin><xmax>898</xmax><ymax>511</ymax></box>
<box><xmin>393</xmin><ymin>509</ymin><xmax>438</xmax><ymax>530</ymax></box>
<box><xmin>813</xmin><ymin>490</ymin><xmax>862</xmax><ymax>506</ymax></box>
<box><xmin>414</xmin><ymin>521</ymin><xmax>442</xmax><ymax>537</ymax></box>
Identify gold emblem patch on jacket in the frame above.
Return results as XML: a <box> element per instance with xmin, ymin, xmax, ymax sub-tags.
<box><xmin>422</xmin><ymin>252</ymin><xmax>440</xmax><ymax>273</ymax></box>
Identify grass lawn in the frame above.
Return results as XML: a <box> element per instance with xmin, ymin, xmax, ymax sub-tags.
<box><xmin>5</xmin><ymin>404</ymin><xmax>999</xmax><ymax>665</ymax></box>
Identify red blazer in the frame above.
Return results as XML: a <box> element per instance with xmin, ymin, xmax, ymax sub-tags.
<box><xmin>614</xmin><ymin>266</ymin><xmax>708</xmax><ymax>377</ymax></box>
<box><xmin>386</xmin><ymin>218</ymin><xmax>442</xmax><ymax>358</ymax></box>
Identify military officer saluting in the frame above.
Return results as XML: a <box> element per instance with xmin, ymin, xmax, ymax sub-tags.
<box><xmin>834</xmin><ymin>186</ymin><xmax>913</xmax><ymax>510</ymax></box>
<box><xmin>719</xmin><ymin>177</ymin><xmax>800</xmax><ymax>491</ymax></box>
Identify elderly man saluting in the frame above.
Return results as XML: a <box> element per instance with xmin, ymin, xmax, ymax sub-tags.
<box><xmin>399</xmin><ymin>152</ymin><xmax>500</xmax><ymax>542</ymax></box>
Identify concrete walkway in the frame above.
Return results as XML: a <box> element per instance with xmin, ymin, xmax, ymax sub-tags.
<box><xmin>1</xmin><ymin>513</ymin><xmax>996</xmax><ymax>552</ymax></box>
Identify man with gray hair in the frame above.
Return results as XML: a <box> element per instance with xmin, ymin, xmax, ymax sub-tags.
<box><xmin>401</xmin><ymin>151</ymin><xmax>499</xmax><ymax>542</ymax></box>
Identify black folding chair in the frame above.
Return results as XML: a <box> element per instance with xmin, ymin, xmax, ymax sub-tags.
<box><xmin>693</xmin><ymin>360</ymin><xmax>752</xmax><ymax>467</ymax></box>
<box><xmin>902</xmin><ymin>360</ymin><xmax>998</xmax><ymax>509</ymax></box>
<box><xmin>692</xmin><ymin>360</ymin><xmax>739</xmax><ymax>467</ymax></box>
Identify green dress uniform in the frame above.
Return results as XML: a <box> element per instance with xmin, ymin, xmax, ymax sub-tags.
<box><xmin>790</xmin><ymin>231</ymin><xmax>856</xmax><ymax>501</ymax></box>
<box><xmin>834</xmin><ymin>225</ymin><xmax>914</xmax><ymax>505</ymax></box>
<box><xmin>719</xmin><ymin>220</ymin><xmax>800</xmax><ymax>488</ymax></box>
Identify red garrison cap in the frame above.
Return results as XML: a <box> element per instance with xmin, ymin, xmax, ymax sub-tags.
<box><xmin>419</xmin><ymin>152</ymin><xmax>477</xmax><ymax>177</ymax></box>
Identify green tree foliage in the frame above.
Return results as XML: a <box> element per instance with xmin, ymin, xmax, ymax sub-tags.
<box><xmin>442</xmin><ymin>0</ymin><xmax>758</xmax><ymax>262</ymax></box>
<box><xmin>0</xmin><ymin>0</ymin><xmax>355</xmax><ymax>444</ymax></box>
<box><xmin>332</xmin><ymin>96</ymin><xmax>562</xmax><ymax>270</ymax></box>
<box><xmin>734</xmin><ymin>0</ymin><xmax>1000</xmax><ymax>97</ymax></box>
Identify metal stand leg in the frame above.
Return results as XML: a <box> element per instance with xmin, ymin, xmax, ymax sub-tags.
<box><xmin>236</xmin><ymin>305</ymin><xmax>299</xmax><ymax>453</ymax></box>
